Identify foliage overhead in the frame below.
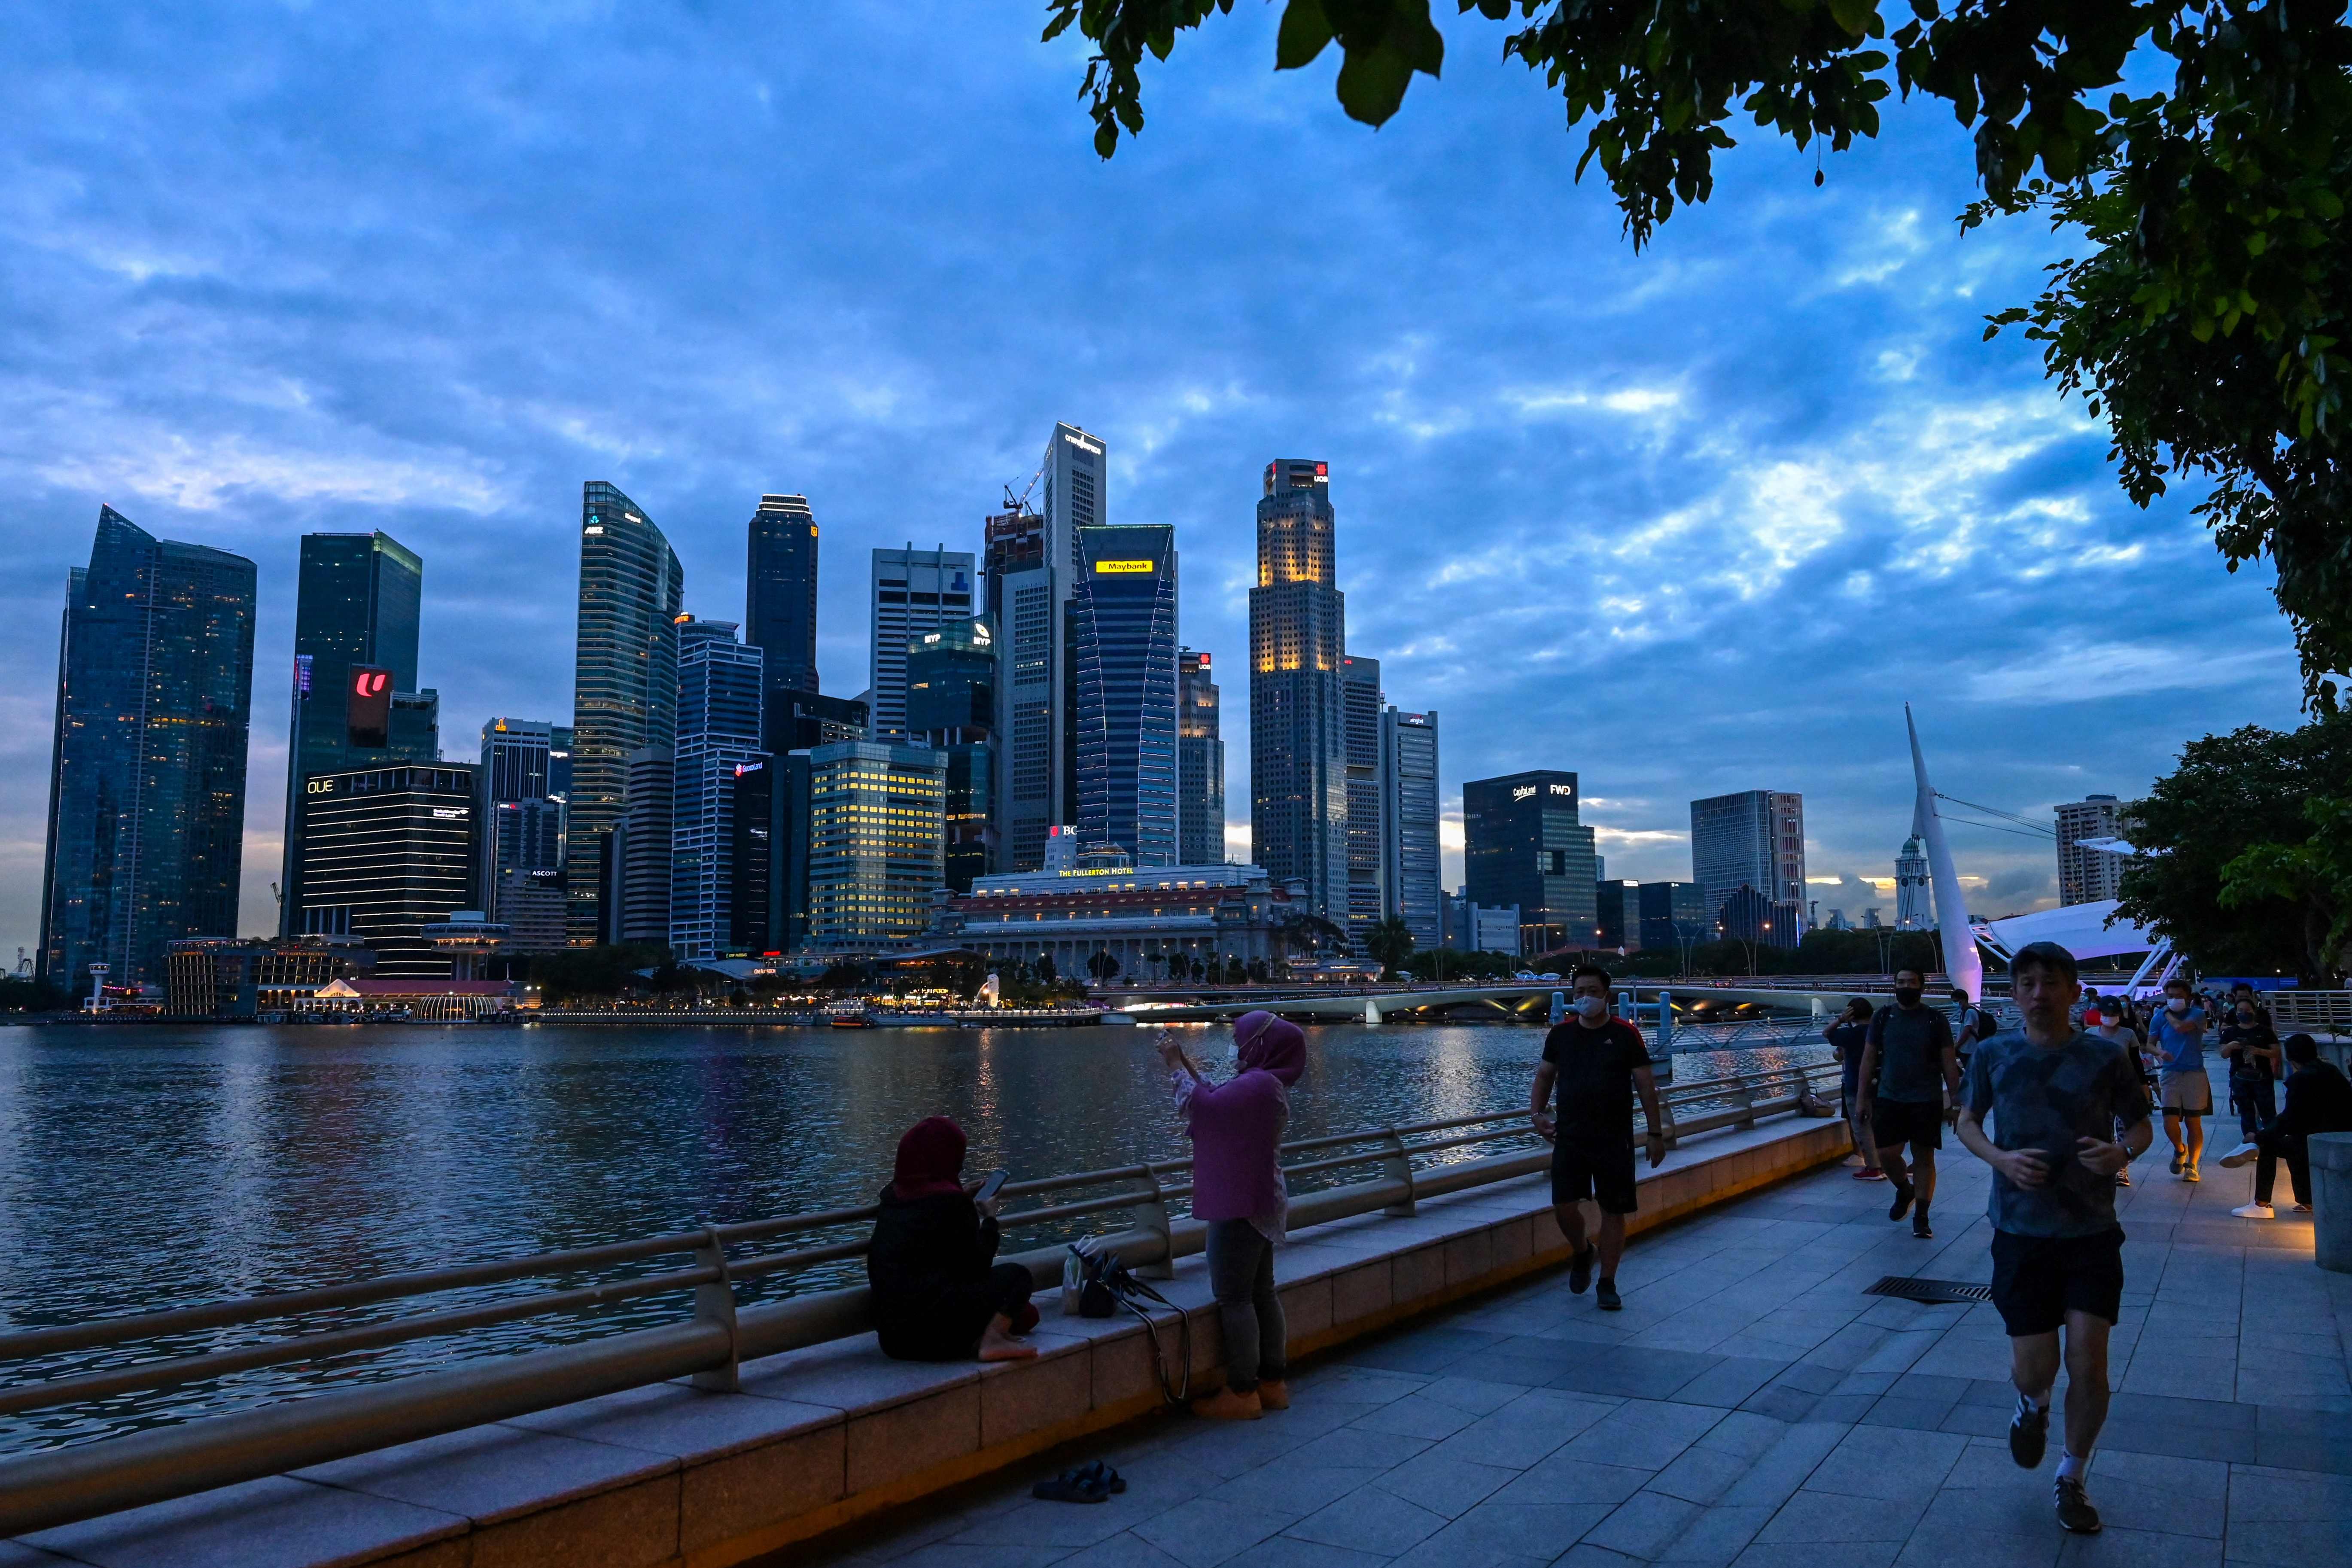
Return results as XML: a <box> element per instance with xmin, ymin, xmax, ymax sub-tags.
<box><xmin>1044</xmin><ymin>0</ymin><xmax>2352</xmax><ymax>704</ymax></box>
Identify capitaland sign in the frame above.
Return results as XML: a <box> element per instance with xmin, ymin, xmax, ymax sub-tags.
<box><xmin>1094</xmin><ymin>560</ymin><xmax>1155</xmax><ymax>574</ymax></box>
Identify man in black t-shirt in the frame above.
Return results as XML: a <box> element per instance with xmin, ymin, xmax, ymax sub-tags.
<box><xmin>1531</xmin><ymin>964</ymin><xmax>1666</xmax><ymax>1312</ymax></box>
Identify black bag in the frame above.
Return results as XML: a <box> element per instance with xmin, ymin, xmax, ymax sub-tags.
<box><xmin>1067</xmin><ymin>1244</ymin><xmax>1192</xmax><ymax>1405</ymax></box>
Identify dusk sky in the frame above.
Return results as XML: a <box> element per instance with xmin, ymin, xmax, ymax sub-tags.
<box><xmin>0</xmin><ymin>4</ymin><xmax>2308</xmax><ymax>959</ymax></box>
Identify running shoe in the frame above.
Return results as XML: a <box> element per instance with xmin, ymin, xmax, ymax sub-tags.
<box><xmin>2008</xmin><ymin>1396</ymin><xmax>2049</xmax><ymax>1468</ymax></box>
<box><xmin>1595</xmin><ymin>1278</ymin><xmax>1622</xmax><ymax>1312</ymax></box>
<box><xmin>2169</xmin><ymin>1151</ymin><xmax>2184</xmax><ymax>1174</ymax></box>
<box><xmin>2054</xmin><ymin>1475</ymin><xmax>2102</xmax><ymax>1534</ymax></box>
<box><xmin>2231</xmin><ymin>1202</ymin><xmax>2274</xmax><ymax>1219</ymax></box>
<box><xmin>2218</xmin><ymin>1142</ymin><xmax>2261</xmax><ymax>1169</ymax></box>
<box><xmin>2295</xmin><ymin>1203</ymin><xmax>2314</xmax><ymax>1213</ymax></box>
<box><xmin>1889</xmin><ymin>1183</ymin><xmax>1916</xmax><ymax>1221</ymax></box>
<box><xmin>2184</xmin><ymin>1165</ymin><xmax>2200</xmax><ymax>1183</ymax></box>
<box><xmin>1857</xmin><ymin>1168</ymin><xmax>1888</xmax><ymax>1181</ymax></box>
<box><xmin>1913</xmin><ymin>1218</ymin><xmax>1934</xmax><ymax>1239</ymax></box>
<box><xmin>1568</xmin><ymin>1244</ymin><xmax>1596</xmax><ymax>1294</ymax></box>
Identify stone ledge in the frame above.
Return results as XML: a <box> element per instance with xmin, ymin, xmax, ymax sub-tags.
<box><xmin>7</xmin><ymin>1115</ymin><xmax>1849</xmax><ymax>1568</ymax></box>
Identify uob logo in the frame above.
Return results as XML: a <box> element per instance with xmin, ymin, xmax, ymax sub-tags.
<box><xmin>347</xmin><ymin>665</ymin><xmax>394</xmax><ymax>749</ymax></box>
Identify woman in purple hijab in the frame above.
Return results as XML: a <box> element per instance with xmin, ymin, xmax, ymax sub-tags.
<box><xmin>1157</xmin><ymin>1008</ymin><xmax>1307</xmax><ymax>1420</ymax></box>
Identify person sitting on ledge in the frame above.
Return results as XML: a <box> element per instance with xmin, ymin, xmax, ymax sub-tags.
<box><xmin>867</xmin><ymin>1116</ymin><xmax>1038</xmax><ymax>1363</ymax></box>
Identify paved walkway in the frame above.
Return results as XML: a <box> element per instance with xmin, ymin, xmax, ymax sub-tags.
<box><xmin>795</xmin><ymin>1135</ymin><xmax>2352</xmax><ymax>1568</ymax></box>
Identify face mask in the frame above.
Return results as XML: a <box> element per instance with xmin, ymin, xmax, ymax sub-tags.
<box><xmin>1894</xmin><ymin>987</ymin><xmax>1922</xmax><ymax>1007</ymax></box>
<box><xmin>1573</xmin><ymin>995</ymin><xmax>1608</xmax><ymax>1023</ymax></box>
<box><xmin>2167</xmin><ymin>999</ymin><xmax>2188</xmax><ymax>1015</ymax></box>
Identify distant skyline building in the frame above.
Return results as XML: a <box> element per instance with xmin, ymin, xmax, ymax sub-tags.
<box><xmin>478</xmin><ymin>718</ymin><xmax>563</xmax><ymax>924</ymax></box>
<box><xmin>566</xmin><ymin>481</ymin><xmax>684</xmax><ymax>944</ymax></box>
<box><xmin>1380</xmin><ymin>707</ymin><xmax>1441</xmax><ymax>951</ymax></box>
<box><xmin>908</xmin><ymin>618</ymin><xmax>998</xmax><ymax>893</ymax></box>
<box><xmin>2056</xmin><ymin>793</ymin><xmax>2132</xmax><ymax>905</ymax></box>
<box><xmin>40</xmin><ymin>507</ymin><xmax>258</xmax><ymax>989</ymax></box>
<box><xmin>804</xmin><ymin>740</ymin><xmax>946</xmax><ymax>947</ymax></box>
<box><xmin>1596</xmin><ymin>879</ymin><xmax>1638</xmax><ymax>950</ymax></box>
<box><xmin>1718</xmin><ymin>884</ymin><xmax>1804</xmax><ymax>952</ymax></box>
<box><xmin>670</xmin><ymin>619</ymin><xmax>766</xmax><ymax>961</ymax></box>
<box><xmin>294</xmin><ymin>763</ymin><xmax>476</xmax><ymax>976</ymax></box>
<box><xmin>1340</xmin><ymin>656</ymin><xmax>1384</xmax><ymax>949</ymax></box>
<box><xmin>1463</xmin><ymin>770</ymin><xmax>1597</xmax><ymax>956</ymax></box>
<box><xmin>1689</xmin><ymin>789</ymin><xmax>1807</xmax><ymax>936</ymax></box>
<box><xmin>1177</xmin><ymin>648</ymin><xmax>1226</xmax><ymax>867</ymax></box>
<box><xmin>618</xmin><ymin>745</ymin><xmax>674</xmax><ymax>945</ymax></box>
<box><xmin>867</xmin><ymin>545</ymin><xmax>976</xmax><ymax>742</ymax></box>
<box><xmin>992</xmin><ymin>423</ymin><xmax>1105</xmax><ymax>871</ymax></box>
<box><xmin>1637</xmin><ymin>880</ymin><xmax>1711</xmax><ymax>956</ymax></box>
<box><xmin>1250</xmin><ymin>458</ymin><xmax>1348</xmax><ymax>924</ymax></box>
<box><xmin>278</xmin><ymin>531</ymin><xmax>429</xmax><ymax>937</ymax></box>
<box><xmin>1894</xmin><ymin>831</ymin><xmax>1931</xmax><ymax>930</ymax></box>
<box><xmin>745</xmin><ymin>493</ymin><xmax>819</xmax><ymax>701</ymax></box>
<box><xmin>1072</xmin><ymin>524</ymin><xmax>1179</xmax><ymax>867</ymax></box>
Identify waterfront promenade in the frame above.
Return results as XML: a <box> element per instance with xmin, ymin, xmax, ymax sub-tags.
<box><xmin>803</xmin><ymin>1147</ymin><xmax>2350</xmax><ymax>1568</ymax></box>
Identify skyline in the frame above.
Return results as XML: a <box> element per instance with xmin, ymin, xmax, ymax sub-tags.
<box><xmin>0</xmin><ymin>5</ymin><xmax>2308</xmax><ymax>963</ymax></box>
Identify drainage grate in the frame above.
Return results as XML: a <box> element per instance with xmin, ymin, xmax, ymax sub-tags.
<box><xmin>1865</xmin><ymin>1275</ymin><xmax>1993</xmax><ymax>1304</ymax></box>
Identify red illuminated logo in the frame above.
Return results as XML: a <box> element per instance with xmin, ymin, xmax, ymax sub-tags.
<box><xmin>353</xmin><ymin>670</ymin><xmax>389</xmax><ymax>698</ymax></box>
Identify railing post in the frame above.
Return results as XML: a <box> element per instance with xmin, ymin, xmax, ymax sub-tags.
<box><xmin>1134</xmin><ymin>1163</ymin><xmax>1176</xmax><ymax>1279</ymax></box>
<box><xmin>1654</xmin><ymin>990</ymin><xmax>1675</xmax><ymax>1083</ymax></box>
<box><xmin>1381</xmin><ymin>1127</ymin><xmax>1418</xmax><ymax>1217</ymax></box>
<box><xmin>690</xmin><ymin>1226</ymin><xmax>740</xmax><ymax>1393</ymax></box>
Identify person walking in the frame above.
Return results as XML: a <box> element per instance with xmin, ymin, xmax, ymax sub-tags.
<box><xmin>1531</xmin><ymin>964</ymin><xmax>1666</xmax><ymax>1312</ymax></box>
<box><xmin>1825</xmin><ymin>998</ymin><xmax>1885</xmax><ymax>1181</ymax></box>
<box><xmin>2151</xmin><ymin>977</ymin><xmax>2212</xmax><ymax>1180</ymax></box>
<box><xmin>1159</xmin><ymin>1009</ymin><xmax>1307</xmax><ymax>1420</ymax></box>
<box><xmin>2084</xmin><ymin>996</ymin><xmax>2148</xmax><ymax>1187</ymax></box>
<box><xmin>867</xmin><ymin>1117</ymin><xmax>1039</xmax><ymax>1364</ymax></box>
<box><xmin>1953</xmin><ymin>986</ymin><xmax>1999</xmax><ymax>1065</ymax></box>
<box><xmin>2216</xmin><ymin>995</ymin><xmax>2282</xmax><ymax>1166</ymax></box>
<box><xmin>1856</xmin><ymin>967</ymin><xmax>1963</xmax><ymax>1238</ymax></box>
<box><xmin>1955</xmin><ymin>940</ymin><xmax>2152</xmax><ymax>1536</ymax></box>
<box><xmin>2218</xmin><ymin>1032</ymin><xmax>2352</xmax><ymax>1217</ymax></box>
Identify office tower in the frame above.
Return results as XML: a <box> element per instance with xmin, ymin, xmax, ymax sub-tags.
<box><xmin>277</xmin><ymin>531</ymin><xmax>428</xmax><ymax>936</ymax></box>
<box><xmin>1340</xmin><ymin>656</ymin><xmax>1384</xmax><ymax>947</ymax></box>
<box><xmin>1463</xmin><ymin>770</ymin><xmax>1597</xmax><ymax>956</ymax></box>
<box><xmin>730</xmin><ymin>759</ymin><xmax>776</xmax><ymax>955</ymax></box>
<box><xmin>1071</xmin><ymin>524</ymin><xmax>1178</xmax><ymax>867</ymax></box>
<box><xmin>1894</xmin><ymin>832</ymin><xmax>1932</xmax><ymax>930</ymax></box>
<box><xmin>1718</xmin><ymin>885</ymin><xmax>1803</xmax><ymax>950</ymax></box>
<box><xmin>1250</xmin><ymin>459</ymin><xmax>1348</xmax><ymax>923</ymax></box>
<box><xmin>867</xmin><ymin>546</ymin><xmax>976</xmax><ymax>742</ymax></box>
<box><xmin>1689</xmin><ymin>790</ymin><xmax>1808</xmax><ymax>935</ymax></box>
<box><xmin>993</xmin><ymin>424</ymin><xmax>1104</xmax><ymax>871</ymax></box>
<box><xmin>745</xmin><ymin>493</ymin><xmax>819</xmax><ymax>706</ymax></box>
<box><xmin>494</xmin><ymin>869</ymin><xmax>569</xmax><ymax>954</ymax></box>
<box><xmin>1596</xmin><ymin>879</ymin><xmax>1637</xmax><ymax>949</ymax></box>
<box><xmin>294</xmin><ymin>763</ymin><xmax>477</xmax><ymax>976</ymax></box>
<box><xmin>618</xmin><ymin>746</ymin><xmax>675</xmax><ymax>945</ymax></box>
<box><xmin>805</xmin><ymin>740</ymin><xmax>946</xmax><ymax>946</ymax></box>
<box><xmin>1177</xmin><ymin>649</ymin><xmax>1225</xmax><ymax>866</ymax></box>
<box><xmin>40</xmin><ymin>506</ymin><xmax>257</xmax><ymax>989</ymax></box>
<box><xmin>909</xmin><ymin>618</ymin><xmax>998</xmax><ymax>893</ymax></box>
<box><xmin>2056</xmin><ymin>793</ymin><xmax>2131</xmax><ymax>904</ymax></box>
<box><xmin>1637</xmin><ymin>881</ymin><xmax>1711</xmax><ymax>956</ymax></box>
<box><xmin>669</xmin><ymin>620</ymin><xmax>766</xmax><ymax>961</ymax></box>
<box><xmin>1381</xmin><ymin>707</ymin><xmax>1441</xmax><ymax>950</ymax></box>
<box><xmin>566</xmin><ymin>482</ymin><xmax>684</xmax><ymax>943</ymax></box>
<box><xmin>478</xmin><ymin>718</ymin><xmax>563</xmax><ymax>920</ymax></box>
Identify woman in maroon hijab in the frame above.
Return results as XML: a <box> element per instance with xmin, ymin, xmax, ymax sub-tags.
<box><xmin>865</xmin><ymin>1117</ymin><xmax>1038</xmax><ymax>1362</ymax></box>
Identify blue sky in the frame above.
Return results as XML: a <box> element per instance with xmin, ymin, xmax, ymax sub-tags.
<box><xmin>0</xmin><ymin>3</ymin><xmax>2308</xmax><ymax>956</ymax></box>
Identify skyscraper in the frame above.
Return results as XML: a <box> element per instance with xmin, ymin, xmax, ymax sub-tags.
<box><xmin>1381</xmin><ymin>707</ymin><xmax>1441</xmax><ymax>950</ymax></box>
<box><xmin>1250</xmin><ymin>458</ymin><xmax>1348</xmax><ymax>923</ymax></box>
<box><xmin>1637</xmin><ymin>881</ymin><xmax>1712</xmax><ymax>955</ymax></box>
<box><xmin>1689</xmin><ymin>790</ymin><xmax>1807</xmax><ymax>935</ymax></box>
<box><xmin>277</xmin><ymin>531</ymin><xmax>428</xmax><ymax>936</ymax></box>
<box><xmin>867</xmin><ymin>546</ymin><xmax>977</xmax><ymax>741</ymax></box>
<box><xmin>566</xmin><ymin>482</ymin><xmax>684</xmax><ymax>944</ymax></box>
<box><xmin>2056</xmin><ymin>794</ymin><xmax>2131</xmax><ymax>905</ymax></box>
<box><xmin>1177</xmin><ymin>648</ymin><xmax>1225</xmax><ymax>866</ymax></box>
<box><xmin>478</xmin><ymin>718</ymin><xmax>563</xmax><ymax>922</ymax></box>
<box><xmin>1464</xmin><ymin>771</ymin><xmax>1597</xmax><ymax>956</ymax></box>
<box><xmin>618</xmin><ymin>746</ymin><xmax>675</xmax><ymax>945</ymax></box>
<box><xmin>1071</xmin><ymin>524</ymin><xmax>1179</xmax><ymax>866</ymax></box>
<box><xmin>805</xmin><ymin>740</ymin><xmax>946</xmax><ymax>947</ymax></box>
<box><xmin>294</xmin><ymin>763</ymin><xmax>476</xmax><ymax>976</ymax></box>
<box><xmin>745</xmin><ymin>493</ymin><xmax>819</xmax><ymax>701</ymax></box>
<box><xmin>670</xmin><ymin>619</ymin><xmax>766</xmax><ymax>960</ymax></box>
<box><xmin>908</xmin><ymin>618</ymin><xmax>998</xmax><ymax>892</ymax></box>
<box><xmin>993</xmin><ymin>424</ymin><xmax>1105</xmax><ymax>871</ymax></box>
<box><xmin>1340</xmin><ymin>656</ymin><xmax>1384</xmax><ymax>947</ymax></box>
<box><xmin>41</xmin><ymin>507</ymin><xmax>257</xmax><ymax>990</ymax></box>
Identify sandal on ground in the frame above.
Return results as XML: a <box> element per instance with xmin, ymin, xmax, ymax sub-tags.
<box><xmin>1072</xmin><ymin>1460</ymin><xmax>1127</xmax><ymax>1494</ymax></box>
<box><xmin>1031</xmin><ymin>1468</ymin><xmax>1114</xmax><ymax>1504</ymax></box>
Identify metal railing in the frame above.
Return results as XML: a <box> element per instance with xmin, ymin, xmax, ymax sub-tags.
<box><xmin>2269</xmin><ymin>990</ymin><xmax>2352</xmax><ymax>1034</ymax></box>
<box><xmin>0</xmin><ymin>1060</ymin><xmax>1840</xmax><ymax>1537</ymax></box>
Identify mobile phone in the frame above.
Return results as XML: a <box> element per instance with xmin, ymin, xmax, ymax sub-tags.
<box><xmin>973</xmin><ymin>1169</ymin><xmax>1009</xmax><ymax>1205</ymax></box>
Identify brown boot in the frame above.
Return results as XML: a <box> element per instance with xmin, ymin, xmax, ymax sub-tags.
<box><xmin>1190</xmin><ymin>1385</ymin><xmax>1263</xmax><ymax>1421</ymax></box>
<box><xmin>1257</xmin><ymin>1379</ymin><xmax>1291</xmax><ymax>1411</ymax></box>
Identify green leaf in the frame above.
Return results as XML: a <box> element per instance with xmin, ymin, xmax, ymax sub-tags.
<box><xmin>1827</xmin><ymin>0</ymin><xmax>1877</xmax><ymax>37</ymax></box>
<box><xmin>1336</xmin><ymin>38</ymin><xmax>1415</xmax><ymax>125</ymax></box>
<box><xmin>1276</xmin><ymin>0</ymin><xmax>1335</xmax><ymax>71</ymax></box>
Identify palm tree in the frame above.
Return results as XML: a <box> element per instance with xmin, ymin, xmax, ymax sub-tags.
<box><xmin>1365</xmin><ymin>915</ymin><xmax>1415</xmax><ymax>979</ymax></box>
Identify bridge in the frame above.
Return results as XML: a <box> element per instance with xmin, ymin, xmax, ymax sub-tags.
<box><xmin>1113</xmin><ymin>978</ymin><xmax>1922</xmax><ymax>1025</ymax></box>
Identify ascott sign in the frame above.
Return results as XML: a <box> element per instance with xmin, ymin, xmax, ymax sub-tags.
<box><xmin>1093</xmin><ymin>560</ymin><xmax>1155</xmax><ymax>574</ymax></box>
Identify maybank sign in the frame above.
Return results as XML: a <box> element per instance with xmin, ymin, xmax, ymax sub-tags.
<box><xmin>1094</xmin><ymin>560</ymin><xmax>1156</xmax><ymax>574</ymax></box>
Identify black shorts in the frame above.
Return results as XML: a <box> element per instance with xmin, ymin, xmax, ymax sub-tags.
<box><xmin>1872</xmin><ymin>1097</ymin><xmax>1944</xmax><ymax>1151</ymax></box>
<box><xmin>1989</xmin><ymin>1227</ymin><xmax>2126</xmax><ymax>1337</ymax></box>
<box><xmin>1551</xmin><ymin>1135</ymin><xmax>1637</xmax><ymax>1215</ymax></box>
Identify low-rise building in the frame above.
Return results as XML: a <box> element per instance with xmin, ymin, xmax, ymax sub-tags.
<box><xmin>165</xmin><ymin>937</ymin><xmax>371</xmax><ymax>1018</ymax></box>
<box><xmin>929</xmin><ymin>853</ymin><xmax>1303</xmax><ymax>979</ymax></box>
<box><xmin>310</xmin><ymin>976</ymin><xmax>519</xmax><ymax>1020</ymax></box>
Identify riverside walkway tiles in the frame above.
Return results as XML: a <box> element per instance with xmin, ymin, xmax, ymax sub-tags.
<box><xmin>791</xmin><ymin>1146</ymin><xmax>2352</xmax><ymax>1568</ymax></box>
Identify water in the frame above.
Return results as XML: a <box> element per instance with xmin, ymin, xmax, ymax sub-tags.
<box><xmin>0</xmin><ymin>1020</ymin><xmax>1828</xmax><ymax>1451</ymax></box>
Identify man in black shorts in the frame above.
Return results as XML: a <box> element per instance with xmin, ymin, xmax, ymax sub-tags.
<box><xmin>1856</xmin><ymin>967</ymin><xmax>1962</xmax><ymax>1237</ymax></box>
<box><xmin>1531</xmin><ymin>965</ymin><xmax>1665</xmax><ymax>1312</ymax></box>
<box><xmin>1955</xmin><ymin>941</ymin><xmax>2152</xmax><ymax>1537</ymax></box>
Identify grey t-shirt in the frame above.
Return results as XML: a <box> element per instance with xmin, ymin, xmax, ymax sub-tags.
<box><xmin>1965</xmin><ymin>1029</ymin><xmax>2152</xmax><ymax>1238</ymax></box>
<box><xmin>1870</xmin><ymin>1005</ymin><xmax>1954</xmax><ymax>1104</ymax></box>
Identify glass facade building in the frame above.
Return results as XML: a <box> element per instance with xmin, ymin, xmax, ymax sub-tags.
<box><xmin>295</xmin><ymin>763</ymin><xmax>477</xmax><ymax>977</ymax></box>
<box><xmin>1341</xmin><ymin>656</ymin><xmax>1384</xmax><ymax>947</ymax></box>
<box><xmin>1689</xmin><ymin>790</ymin><xmax>1807</xmax><ymax>938</ymax></box>
<box><xmin>746</xmin><ymin>493</ymin><xmax>819</xmax><ymax>703</ymax></box>
<box><xmin>670</xmin><ymin>620</ymin><xmax>766</xmax><ymax>960</ymax></box>
<box><xmin>805</xmin><ymin>740</ymin><xmax>946</xmax><ymax>947</ymax></box>
<box><xmin>566</xmin><ymin>481</ymin><xmax>684</xmax><ymax>943</ymax></box>
<box><xmin>1463</xmin><ymin>770</ymin><xmax>1598</xmax><ymax>957</ymax></box>
<box><xmin>1249</xmin><ymin>459</ymin><xmax>1348</xmax><ymax>923</ymax></box>
<box><xmin>1177</xmin><ymin>648</ymin><xmax>1225</xmax><ymax>867</ymax></box>
<box><xmin>41</xmin><ymin>507</ymin><xmax>257</xmax><ymax>989</ymax></box>
<box><xmin>993</xmin><ymin>423</ymin><xmax>1104</xmax><ymax>872</ymax></box>
<box><xmin>867</xmin><ymin>546</ymin><xmax>976</xmax><ymax>742</ymax></box>
<box><xmin>908</xmin><ymin>618</ymin><xmax>998</xmax><ymax>893</ymax></box>
<box><xmin>1381</xmin><ymin>707</ymin><xmax>1441</xmax><ymax>950</ymax></box>
<box><xmin>1071</xmin><ymin>524</ymin><xmax>1178</xmax><ymax>867</ymax></box>
<box><xmin>478</xmin><ymin>718</ymin><xmax>564</xmax><ymax>928</ymax></box>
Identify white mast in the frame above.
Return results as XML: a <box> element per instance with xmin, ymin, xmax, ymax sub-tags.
<box><xmin>1905</xmin><ymin>703</ymin><xmax>1984</xmax><ymax>1003</ymax></box>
